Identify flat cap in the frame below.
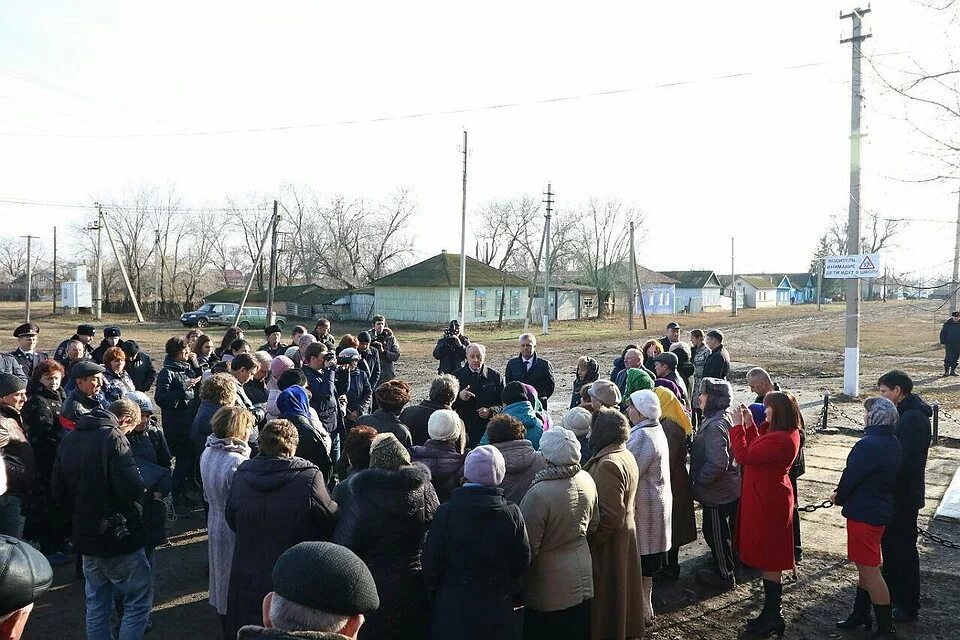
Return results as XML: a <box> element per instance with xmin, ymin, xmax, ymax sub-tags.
<box><xmin>13</xmin><ymin>323</ymin><xmax>38</xmax><ymax>338</ymax></box>
<box><xmin>264</xmin><ymin>324</ymin><xmax>282</xmax><ymax>336</ymax></box>
<box><xmin>76</xmin><ymin>324</ymin><xmax>96</xmax><ymax>337</ymax></box>
<box><xmin>0</xmin><ymin>536</ymin><xmax>53</xmax><ymax>617</ymax></box>
<box><xmin>272</xmin><ymin>542</ymin><xmax>379</xmax><ymax>616</ymax></box>
<box><xmin>103</xmin><ymin>326</ymin><xmax>122</xmax><ymax>338</ymax></box>
<box><xmin>121</xmin><ymin>339</ymin><xmax>140</xmax><ymax>357</ymax></box>
<box><xmin>71</xmin><ymin>360</ymin><xmax>105</xmax><ymax>380</ymax></box>
<box><xmin>357</xmin><ymin>331</ymin><xmax>372</xmax><ymax>343</ymax></box>
<box><xmin>666</xmin><ymin>322</ymin><xmax>681</xmax><ymax>330</ymax></box>
<box><xmin>653</xmin><ymin>352</ymin><xmax>679</xmax><ymax>369</ymax></box>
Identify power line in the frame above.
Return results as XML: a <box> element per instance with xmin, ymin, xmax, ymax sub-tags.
<box><xmin>0</xmin><ymin>196</ymin><xmax>269</xmax><ymax>214</ymax></box>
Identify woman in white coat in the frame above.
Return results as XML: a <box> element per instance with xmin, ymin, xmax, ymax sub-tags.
<box><xmin>199</xmin><ymin>405</ymin><xmax>253</xmax><ymax>638</ymax></box>
<box><xmin>625</xmin><ymin>389</ymin><xmax>673</xmax><ymax>629</ymax></box>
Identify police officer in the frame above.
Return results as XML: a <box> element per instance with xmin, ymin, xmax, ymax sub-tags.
<box><xmin>939</xmin><ymin>311</ymin><xmax>960</xmax><ymax>376</ymax></box>
<box><xmin>91</xmin><ymin>326</ymin><xmax>124</xmax><ymax>365</ymax></box>
<box><xmin>9</xmin><ymin>323</ymin><xmax>46</xmax><ymax>380</ymax></box>
<box><xmin>54</xmin><ymin>324</ymin><xmax>96</xmax><ymax>365</ymax></box>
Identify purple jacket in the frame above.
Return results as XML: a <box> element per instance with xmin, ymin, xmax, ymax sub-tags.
<box><xmin>410</xmin><ymin>440</ymin><xmax>466</xmax><ymax>502</ymax></box>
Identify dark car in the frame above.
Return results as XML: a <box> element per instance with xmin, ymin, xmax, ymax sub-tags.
<box><xmin>180</xmin><ymin>303</ymin><xmax>286</xmax><ymax>330</ymax></box>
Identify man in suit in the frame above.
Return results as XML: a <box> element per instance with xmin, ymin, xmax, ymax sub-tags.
<box><xmin>504</xmin><ymin>333</ymin><xmax>555</xmax><ymax>409</ymax></box>
<box><xmin>453</xmin><ymin>343</ymin><xmax>504</xmax><ymax>447</ymax></box>
<box><xmin>9</xmin><ymin>323</ymin><xmax>45</xmax><ymax>381</ymax></box>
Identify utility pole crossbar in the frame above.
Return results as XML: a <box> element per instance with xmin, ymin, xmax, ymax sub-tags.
<box><xmin>542</xmin><ymin>184</ymin><xmax>553</xmax><ymax>335</ymax></box>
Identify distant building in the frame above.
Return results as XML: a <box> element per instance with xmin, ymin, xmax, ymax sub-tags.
<box><xmin>734</xmin><ymin>276</ymin><xmax>778</xmax><ymax>309</ymax></box>
<box><xmin>661</xmin><ymin>270</ymin><xmax>723</xmax><ymax>312</ymax></box>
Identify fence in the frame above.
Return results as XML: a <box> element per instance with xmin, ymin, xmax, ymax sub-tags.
<box><xmin>816</xmin><ymin>392</ymin><xmax>954</xmax><ymax>445</ymax></box>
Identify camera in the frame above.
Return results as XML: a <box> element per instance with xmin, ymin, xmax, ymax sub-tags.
<box><xmin>99</xmin><ymin>513</ymin><xmax>131</xmax><ymax>541</ymax></box>
<box><xmin>323</xmin><ymin>352</ymin><xmax>336</xmax><ymax>362</ymax></box>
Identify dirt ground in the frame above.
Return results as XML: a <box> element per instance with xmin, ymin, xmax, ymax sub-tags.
<box><xmin>12</xmin><ymin>299</ymin><xmax>960</xmax><ymax>639</ymax></box>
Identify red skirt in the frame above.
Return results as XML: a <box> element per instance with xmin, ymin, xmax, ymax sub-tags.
<box><xmin>847</xmin><ymin>519</ymin><xmax>885</xmax><ymax>567</ymax></box>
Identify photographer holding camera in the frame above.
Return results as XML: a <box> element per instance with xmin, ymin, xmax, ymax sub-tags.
<box><xmin>432</xmin><ymin>320</ymin><xmax>470</xmax><ymax>375</ymax></box>
<box><xmin>52</xmin><ymin>404</ymin><xmax>152</xmax><ymax>639</ymax></box>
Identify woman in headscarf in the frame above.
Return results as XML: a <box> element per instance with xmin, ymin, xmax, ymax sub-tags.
<box><xmin>653</xmin><ymin>383</ymin><xmax>696</xmax><ymax>581</ymax></box>
<box><xmin>620</xmin><ymin>368</ymin><xmax>654</xmax><ymax>412</ymax></box>
<box><xmin>264</xmin><ymin>355</ymin><xmax>295</xmax><ymax>418</ymax></box>
<box><xmin>519</xmin><ymin>427</ymin><xmax>598</xmax><ymax>640</ymax></box>
<box><xmin>276</xmin><ymin>385</ymin><xmax>332</xmax><ymax>483</ymax></box>
<box><xmin>481</xmin><ymin>381</ymin><xmax>543</xmax><ymax>449</ymax></box>
<box><xmin>570</xmin><ymin>356</ymin><xmax>600</xmax><ymax>410</ymax></box>
<box><xmin>522</xmin><ymin>382</ymin><xmax>552</xmax><ymax>431</ymax></box>
<box><xmin>583</xmin><ymin>408</ymin><xmax>644</xmax><ymax>640</ymax></box>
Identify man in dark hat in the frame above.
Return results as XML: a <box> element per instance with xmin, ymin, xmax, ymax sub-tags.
<box><xmin>369</xmin><ymin>315</ymin><xmax>401</xmax><ymax>384</ymax></box>
<box><xmin>9</xmin><ymin>323</ymin><xmax>47</xmax><ymax>381</ymax></box>
<box><xmin>939</xmin><ymin>311</ymin><xmax>960</xmax><ymax>376</ymax></box>
<box><xmin>122</xmin><ymin>340</ymin><xmax>157</xmax><ymax>393</ymax></box>
<box><xmin>91</xmin><ymin>326</ymin><xmax>124</xmax><ymax>365</ymax></box>
<box><xmin>59</xmin><ymin>361</ymin><xmax>107</xmax><ymax>429</ymax></box>
<box><xmin>54</xmin><ymin>324</ymin><xmax>96</xmax><ymax>365</ymax></box>
<box><xmin>432</xmin><ymin>319</ymin><xmax>469</xmax><ymax>374</ymax></box>
<box><xmin>259</xmin><ymin>324</ymin><xmax>288</xmax><ymax>358</ymax></box>
<box><xmin>238</xmin><ymin>541</ymin><xmax>379</xmax><ymax>640</ymax></box>
<box><xmin>0</xmin><ymin>534</ymin><xmax>53</xmax><ymax>640</ymax></box>
<box><xmin>659</xmin><ymin>321</ymin><xmax>681</xmax><ymax>353</ymax></box>
<box><xmin>652</xmin><ymin>351</ymin><xmax>688</xmax><ymax>408</ymax></box>
<box><xmin>356</xmin><ymin>332</ymin><xmax>381</xmax><ymax>392</ymax></box>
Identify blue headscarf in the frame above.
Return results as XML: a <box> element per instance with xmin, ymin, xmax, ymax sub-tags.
<box><xmin>748</xmin><ymin>402</ymin><xmax>767</xmax><ymax>427</ymax></box>
<box><xmin>277</xmin><ymin>385</ymin><xmax>311</xmax><ymax>420</ymax></box>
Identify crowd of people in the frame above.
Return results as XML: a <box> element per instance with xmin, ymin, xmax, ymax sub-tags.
<box><xmin>0</xmin><ymin>315</ymin><xmax>936</xmax><ymax>640</ymax></box>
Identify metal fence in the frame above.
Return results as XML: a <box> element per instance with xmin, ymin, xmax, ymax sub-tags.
<box><xmin>816</xmin><ymin>392</ymin><xmax>954</xmax><ymax>445</ymax></box>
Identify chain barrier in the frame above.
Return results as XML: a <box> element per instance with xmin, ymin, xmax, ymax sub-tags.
<box><xmin>797</xmin><ymin>499</ymin><xmax>834</xmax><ymax>513</ymax></box>
<box><xmin>917</xmin><ymin>526</ymin><xmax>960</xmax><ymax>550</ymax></box>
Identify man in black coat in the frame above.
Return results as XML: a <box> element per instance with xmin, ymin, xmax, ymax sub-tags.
<box><xmin>939</xmin><ymin>312</ymin><xmax>960</xmax><ymax>376</ymax></box>
<box><xmin>433</xmin><ymin>320</ymin><xmax>470</xmax><ymax>374</ymax></box>
<box><xmin>877</xmin><ymin>370</ymin><xmax>932</xmax><ymax>623</ymax></box>
<box><xmin>122</xmin><ymin>340</ymin><xmax>157</xmax><ymax>392</ymax></box>
<box><xmin>504</xmin><ymin>333</ymin><xmax>555</xmax><ymax>409</ymax></box>
<box><xmin>51</xmin><ymin>407</ymin><xmax>152</xmax><ymax>638</ymax></box>
<box><xmin>91</xmin><ymin>326</ymin><xmax>124</xmax><ymax>365</ymax></box>
<box><xmin>357</xmin><ymin>332</ymin><xmax>381</xmax><ymax>392</ymax></box>
<box><xmin>400</xmin><ymin>374</ymin><xmax>458</xmax><ymax>446</ymax></box>
<box><xmin>453</xmin><ymin>343</ymin><xmax>505</xmax><ymax>447</ymax></box>
<box><xmin>258</xmin><ymin>324</ymin><xmax>288</xmax><ymax>358</ymax></box>
<box><xmin>54</xmin><ymin>324</ymin><xmax>96</xmax><ymax>365</ymax></box>
<box><xmin>701</xmin><ymin>329</ymin><xmax>731</xmax><ymax>381</ymax></box>
<box><xmin>659</xmin><ymin>321</ymin><xmax>681</xmax><ymax>353</ymax></box>
<box><xmin>9</xmin><ymin>322</ymin><xmax>47</xmax><ymax>381</ymax></box>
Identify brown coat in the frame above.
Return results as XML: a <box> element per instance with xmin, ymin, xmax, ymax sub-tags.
<box><xmin>662</xmin><ymin>417</ymin><xmax>697</xmax><ymax>548</ymax></box>
<box><xmin>584</xmin><ymin>443</ymin><xmax>645</xmax><ymax>640</ymax></box>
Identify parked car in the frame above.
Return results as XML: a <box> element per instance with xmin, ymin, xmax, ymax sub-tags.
<box><xmin>180</xmin><ymin>303</ymin><xmax>285</xmax><ymax>330</ymax></box>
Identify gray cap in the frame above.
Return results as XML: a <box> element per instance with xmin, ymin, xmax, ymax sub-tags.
<box><xmin>71</xmin><ymin>360</ymin><xmax>105</xmax><ymax>380</ymax></box>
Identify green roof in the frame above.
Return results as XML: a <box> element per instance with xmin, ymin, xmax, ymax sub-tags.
<box><xmin>371</xmin><ymin>253</ymin><xmax>531</xmax><ymax>288</ymax></box>
<box><xmin>784</xmin><ymin>273</ymin><xmax>814</xmax><ymax>288</ymax></box>
<box><xmin>737</xmin><ymin>275</ymin><xmax>777</xmax><ymax>290</ymax></box>
<box><xmin>205</xmin><ymin>288</ymin><xmax>245</xmax><ymax>303</ymax></box>
<box><xmin>661</xmin><ymin>270</ymin><xmax>721</xmax><ymax>289</ymax></box>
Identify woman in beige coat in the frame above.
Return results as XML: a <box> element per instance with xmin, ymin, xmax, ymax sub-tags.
<box><xmin>584</xmin><ymin>407</ymin><xmax>645</xmax><ymax>640</ymax></box>
<box><xmin>520</xmin><ymin>426</ymin><xmax>599</xmax><ymax>640</ymax></box>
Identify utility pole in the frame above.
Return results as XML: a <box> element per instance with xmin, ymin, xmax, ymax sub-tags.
<box><xmin>459</xmin><ymin>131</ymin><xmax>468</xmax><ymax>328</ymax></box>
<box><xmin>95</xmin><ymin>203</ymin><xmax>103</xmax><ymax>320</ymax></box>
<box><xmin>101</xmin><ymin>210</ymin><xmax>145</xmax><ymax>322</ymax></box>
<box><xmin>266</xmin><ymin>200</ymin><xmax>280</xmax><ymax>325</ymax></box>
<box><xmin>21</xmin><ymin>235</ymin><xmax>37</xmax><ymax>322</ymax></box>
<box><xmin>628</xmin><ymin>222</ymin><xmax>636</xmax><ymax>331</ymax></box>
<box><xmin>882</xmin><ymin>267</ymin><xmax>888</xmax><ymax>302</ymax></box>
<box><xmin>841</xmin><ymin>6</ymin><xmax>871</xmax><ymax>396</ymax></box>
<box><xmin>817</xmin><ymin>259</ymin><xmax>824</xmax><ymax>312</ymax></box>
<box><xmin>52</xmin><ymin>226</ymin><xmax>57</xmax><ymax>314</ymax></box>
<box><xmin>951</xmin><ymin>187</ymin><xmax>960</xmax><ymax>312</ymax></box>
<box><xmin>731</xmin><ymin>237</ymin><xmax>737</xmax><ymax>316</ymax></box>
<box><xmin>542</xmin><ymin>183</ymin><xmax>553</xmax><ymax>335</ymax></box>
<box><xmin>154</xmin><ymin>230</ymin><xmax>161</xmax><ymax>317</ymax></box>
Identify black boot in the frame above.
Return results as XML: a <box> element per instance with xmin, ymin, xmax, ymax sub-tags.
<box><xmin>871</xmin><ymin>603</ymin><xmax>897</xmax><ymax>639</ymax></box>
<box><xmin>951</xmin><ymin>367</ymin><xmax>959</xmax><ymax>377</ymax></box>
<box><xmin>746</xmin><ymin>579</ymin><xmax>785</xmax><ymax>637</ymax></box>
<box><xmin>836</xmin><ymin>587</ymin><xmax>873</xmax><ymax>630</ymax></box>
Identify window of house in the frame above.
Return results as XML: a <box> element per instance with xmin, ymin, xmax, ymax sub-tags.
<box><xmin>510</xmin><ymin>289</ymin><xmax>520</xmax><ymax>315</ymax></box>
<box><xmin>475</xmin><ymin>289</ymin><xmax>486</xmax><ymax>317</ymax></box>
<box><xmin>495</xmin><ymin>289</ymin><xmax>504</xmax><ymax>315</ymax></box>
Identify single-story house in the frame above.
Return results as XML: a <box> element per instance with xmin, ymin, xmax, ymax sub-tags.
<box><xmin>590</xmin><ymin>262</ymin><xmax>678</xmax><ymax>315</ymax></box>
<box><xmin>783</xmin><ymin>273</ymin><xmax>816</xmax><ymax>303</ymax></box>
<box><xmin>370</xmin><ymin>251</ymin><xmax>532</xmax><ymax>325</ymax></box>
<box><xmin>735</xmin><ymin>276</ymin><xmax>778</xmax><ymax>309</ymax></box>
<box><xmin>531</xmin><ymin>284</ymin><xmax>598</xmax><ymax>321</ymax></box>
<box><xmin>661</xmin><ymin>270</ymin><xmax>723</xmax><ymax>312</ymax></box>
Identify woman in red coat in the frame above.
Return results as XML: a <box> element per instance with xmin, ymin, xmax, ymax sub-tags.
<box><xmin>730</xmin><ymin>391</ymin><xmax>801</xmax><ymax>638</ymax></box>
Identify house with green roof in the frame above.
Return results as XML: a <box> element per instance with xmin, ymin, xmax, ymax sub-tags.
<box><xmin>369</xmin><ymin>251</ymin><xmax>532</xmax><ymax>325</ymax></box>
<box><xmin>661</xmin><ymin>270</ymin><xmax>723</xmax><ymax>312</ymax></box>
<box><xmin>734</xmin><ymin>275</ymin><xmax>778</xmax><ymax>309</ymax></box>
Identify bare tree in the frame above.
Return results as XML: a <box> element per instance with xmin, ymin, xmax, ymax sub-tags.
<box><xmin>474</xmin><ymin>196</ymin><xmax>540</xmax><ymax>271</ymax></box>
<box><xmin>227</xmin><ymin>195</ymin><xmax>274</xmax><ymax>291</ymax></box>
<box><xmin>0</xmin><ymin>236</ymin><xmax>41</xmax><ymax>282</ymax></box>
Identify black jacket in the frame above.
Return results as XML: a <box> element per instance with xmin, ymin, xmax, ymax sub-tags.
<box><xmin>333</xmin><ymin>464</ymin><xmax>438</xmax><ymax>640</ymax></box>
<box><xmin>257</xmin><ymin>342</ymin><xmax>288</xmax><ymax>358</ymax></box>
<box><xmin>92</xmin><ymin>339</ymin><xmax>126</xmax><ymax>366</ymax></box>
<box><xmin>243</xmin><ymin>379</ymin><xmax>269</xmax><ymax>406</ymax></box>
<box><xmin>285</xmin><ymin>413</ymin><xmax>333</xmax><ymax>483</ymax></box>
<box><xmin>154</xmin><ymin>357</ymin><xmax>200</xmax><ymax>437</ymax></box>
<box><xmin>433</xmin><ymin>334</ymin><xmax>470</xmax><ymax>375</ymax></box>
<box><xmin>702</xmin><ymin>346</ymin><xmax>731</xmax><ymax>381</ymax></box>
<box><xmin>0</xmin><ymin>404</ymin><xmax>35</xmax><ymax>498</ymax></box>
<box><xmin>126</xmin><ymin>352</ymin><xmax>157</xmax><ymax>392</ymax></box>
<box><xmin>225</xmin><ymin>455</ymin><xmax>338</xmax><ymax>639</ymax></box>
<box><xmin>893</xmin><ymin>393</ymin><xmax>932</xmax><ymax>511</ymax></box>
<box><xmin>504</xmin><ymin>354</ymin><xmax>556</xmax><ymax>407</ymax></box>
<box><xmin>400</xmin><ymin>399</ymin><xmax>452</xmax><ymax>446</ymax></box>
<box><xmin>303</xmin><ymin>365</ymin><xmax>338</xmax><ymax>434</ymax></box>
<box><xmin>371</xmin><ymin>328</ymin><xmax>401</xmax><ymax>382</ymax></box>
<box><xmin>354</xmin><ymin>409</ymin><xmax>413</xmax><ymax>448</ymax></box>
<box><xmin>359</xmin><ymin>347</ymin><xmax>381</xmax><ymax>391</ymax></box>
<box><xmin>51</xmin><ymin>409</ymin><xmax>146</xmax><ymax>557</ymax></box>
<box><xmin>54</xmin><ymin>335</ymin><xmax>94</xmax><ymax>365</ymax></box>
<box><xmin>569</xmin><ymin>360</ymin><xmax>600</xmax><ymax>409</ymax></box>
<box><xmin>128</xmin><ymin>422</ymin><xmax>173</xmax><ymax>547</ymax></box>
<box><xmin>22</xmin><ymin>383</ymin><xmax>64</xmax><ymax>491</ymax></box>
<box><xmin>941</xmin><ymin>319</ymin><xmax>960</xmax><ymax>346</ymax></box>
<box><xmin>422</xmin><ymin>485</ymin><xmax>530</xmax><ymax>639</ymax></box>
<box><xmin>59</xmin><ymin>388</ymin><xmax>103</xmax><ymax>429</ymax></box>
<box><xmin>452</xmin><ymin>365</ymin><xmax>505</xmax><ymax>448</ymax></box>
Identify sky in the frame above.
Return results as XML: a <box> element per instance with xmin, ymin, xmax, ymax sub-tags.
<box><xmin>0</xmin><ymin>1</ymin><xmax>958</xmax><ymax>282</ymax></box>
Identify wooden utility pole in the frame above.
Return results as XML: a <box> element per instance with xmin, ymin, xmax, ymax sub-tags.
<box><xmin>542</xmin><ymin>183</ymin><xmax>553</xmax><ymax>335</ymax></box>
<box><xmin>154</xmin><ymin>230</ymin><xmax>161</xmax><ymax>317</ymax></box>
<box><xmin>817</xmin><ymin>259</ymin><xmax>824</xmax><ymax>312</ymax></box>
<box><xmin>841</xmin><ymin>6</ymin><xmax>871</xmax><ymax>396</ymax></box>
<box><xmin>633</xmin><ymin>261</ymin><xmax>648</xmax><ymax>330</ymax></box>
<box><xmin>95</xmin><ymin>203</ymin><xmax>103</xmax><ymax>320</ymax></box>
<box><xmin>101</xmin><ymin>210</ymin><xmax>145</xmax><ymax>322</ymax></box>
<box><xmin>266</xmin><ymin>200</ymin><xmax>280</xmax><ymax>325</ymax></box>
<box><xmin>459</xmin><ymin>130</ymin><xmax>468</xmax><ymax>328</ymax></box>
<box><xmin>52</xmin><ymin>226</ymin><xmax>57</xmax><ymax>314</ymax></box>
<box><xmin>628</xmin><ymin>222</ymin><xmax>636</xmax><ymax>331</ymax></box>
<box><xmin>21</xmin><ymin>235</ymin><xmax>37</xmax><ymax>322</ymax></box>
<box><xmin>951</xmin><ymin>188</ymin><xmax>960</xmax><ymax>312</ymax></box>
<box><xmin>731</xmin><ymin>237</ymin><xmax>737</xmax><ymax>316</ymax></box>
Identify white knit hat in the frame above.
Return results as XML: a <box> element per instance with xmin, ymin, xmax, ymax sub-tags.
<box><xmin>539</xmin><ymin>426</ymin><xmax>582</xmax><ymax>466</ymax></box>
<box><xmin>629</xmin><ymin>389</ymin><xmax>662</xmax><ymax>421</ymax></box>
<box><xmin>561</xmin><ymin>407</ymin><xmax>592</xmax><ymax>437</ymax></box>
<box><xmin>428</xmin><ymin>409</ymin><xmax>462</xmax><ymax>442</ymax></box>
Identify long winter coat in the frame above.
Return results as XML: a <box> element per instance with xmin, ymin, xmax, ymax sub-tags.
<box><xmin>661</xmin><ymin>416</ymin><xmax>697</xmax><ymax>548</ymax></box>
<box><xmin>332</xmin><ymin>464</ymin><xmax>439</xmax><ymax>640</ymax></box>
<box><xmin>400</xmin><ymin>399</ymin><xmax>450</xmax><ymax>446</ymax></box>
<box><xmin>584</xmin><ymin>443</ymin><xmax>645</xmax><ymax>640</ymax></box>
<box><xmin>834</xmin><ymin>424</ymin><xmax>902</xmax><ymax>526</ymax></box>
<box><xmin>519</xmin><ymin>465</ymin><xmax>598</xmax><ymax>612</ymax></box>
<box><xmin>730</xmin><ymin>423</ymin><xmax>800</xmax><ymax>572</ymax></box>
<box><xmin>410</xmin><ymin>440</ymin><xmax>466</xmax><ymax>503</ymax></box>
<box><xmin>422</xmin><ymin>485</ymin><xmax>530</xmax><ymax>640</ymax></box>
<box><xmin>22</xmin><ymin>383</ymin><xmax>66</xmax><ymax>544</ymax></box>
<box><xmin>224</xmin><ymin>455</ymin><xmax>338</xmax><ymax>638</ymax></box>
<box><xmin>491</xmin><ymin>439</ymin><xmax>547</xmax><ymax>505</ymax></box>
<box><xmin>155</xmin><ymin>357</ymin><xmax>200</xmax><ymax>438</ymax></box>
<box><xmin>453</xmin><ymin>365</ymin><xmax>505</xmax><ymax>448</ymax></box>
<box><xmin>371</xmin><ymin>329</ymin><xmax>401</xmax><ymax>382</ymax></box>
<box><xmin>200</xmin><ymin>436</ymin><xmax>251</xmax><ymax>615</ymax></box>
<box><xmin>626</xmin><ymin>419</ymin><xmax>673</xmax><ymax>555</ymax></box>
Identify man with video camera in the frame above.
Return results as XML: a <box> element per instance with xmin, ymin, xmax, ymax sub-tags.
<box><xmin>52</xmin><ymin>402</ymin><xmax>152</xmax><ymax>639</ymax></box>
<box><xmin>432</xmin><ymin>320</ymin><xmax>470</xmax><ymax>375</ymax></box>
